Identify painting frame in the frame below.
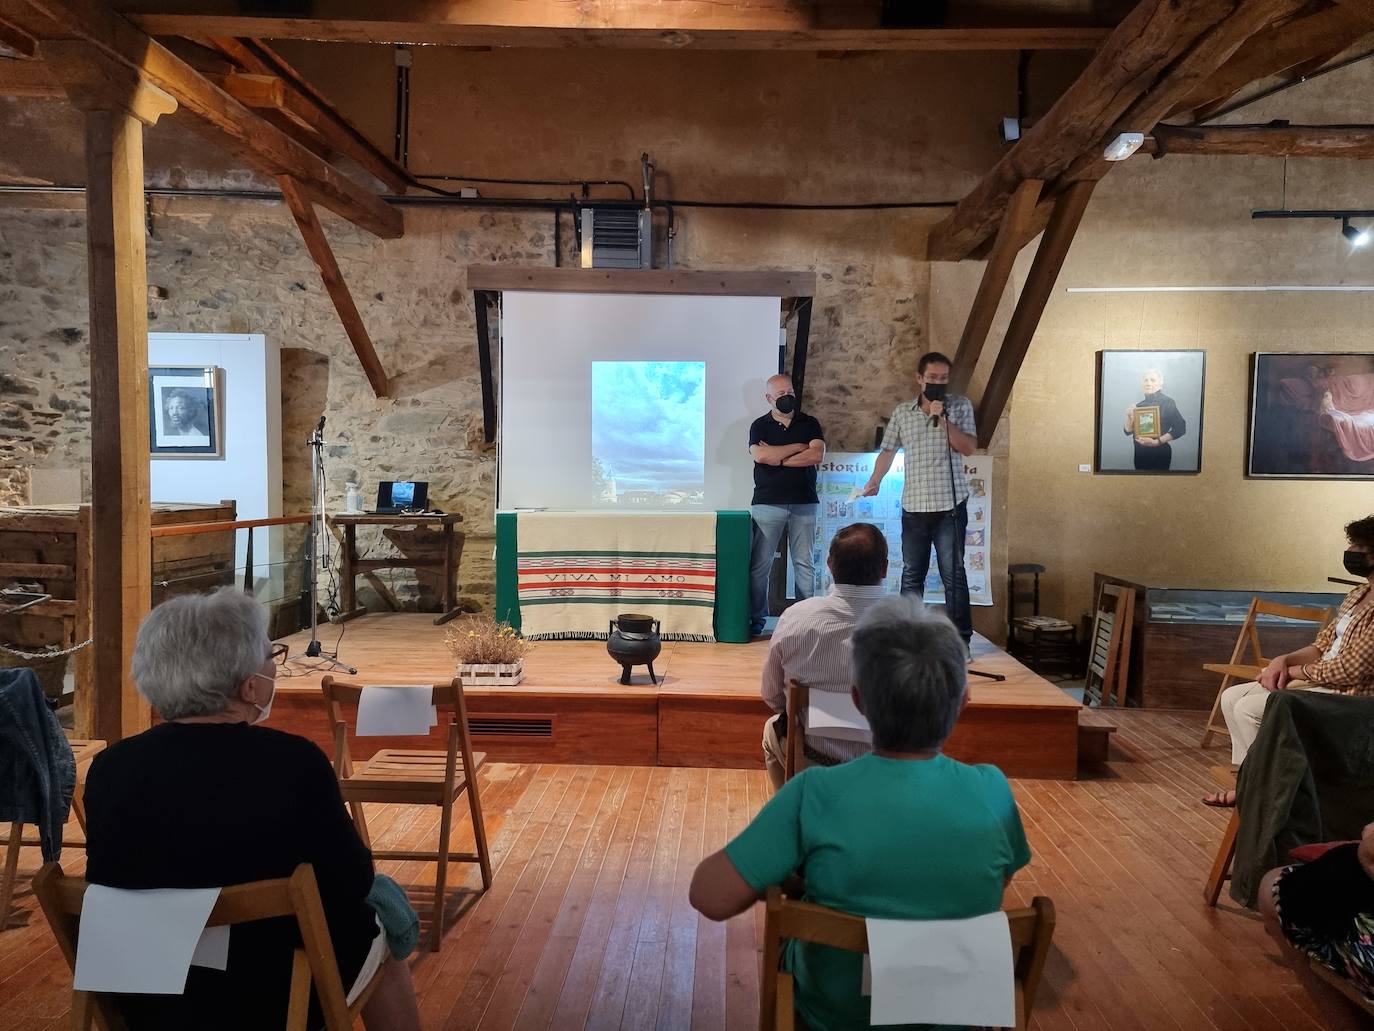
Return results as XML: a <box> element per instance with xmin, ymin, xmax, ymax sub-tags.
<box><xmin>148</xmin><ymin>365</ymin><xmax>224</xmax><ymax>459</ymax></box>
<box><xmin>1246</xmin><ymin>351</ymin><xmax>1374</xmax><ymax>480</ymax></box>
<box><xmin>1094</xmin><ymin>349</ymin><xmax>1206</xmax><ymax>476</ymax></box>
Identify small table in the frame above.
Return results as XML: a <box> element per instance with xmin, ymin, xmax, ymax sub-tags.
<box><xmin>330</xmin><ymin>513</ymin><xmax>464</xmax><ymax>625</ymax></box>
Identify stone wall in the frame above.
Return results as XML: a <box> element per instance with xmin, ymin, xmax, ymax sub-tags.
<box><xmin>0</xmin><ymin>193</ymin><xmax>946</xmax><ymax>618</ymax></box>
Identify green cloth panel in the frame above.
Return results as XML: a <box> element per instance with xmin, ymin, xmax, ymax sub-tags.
<box><xmin>713</xmin><ymin>510</ymin><xmax>750</xmax><ymax>643</ymax></box>
<box><xmin>495</xmin><ymin>510</ymin><xmax>520</xmax><ymax>632</ymax></box>
<box><xmin>493</xmin><ymin>510</ymin><xmax>751</xmax><ymax>642</ymax></box>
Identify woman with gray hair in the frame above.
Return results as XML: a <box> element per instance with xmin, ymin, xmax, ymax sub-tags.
<box><xmin>82</xmin><ymin>588</ymin><xmax>421</xmax><ymax>1030</ymax></box>
<box><xmin>690</xmin><ymin>595</ymin><xmax>1031</xmax><ymax>1030</ymax></box>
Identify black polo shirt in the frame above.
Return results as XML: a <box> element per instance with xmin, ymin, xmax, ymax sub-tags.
<box><xmin>749</xmin><ymin>411</ymin><xmax>824</xmax><ymax>505</ymax></box>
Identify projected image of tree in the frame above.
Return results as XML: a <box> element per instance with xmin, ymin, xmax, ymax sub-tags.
<box><xmin>592</xmin><ymin>361</ymin><xmax>706</xmax><ymax>506</ymax></box>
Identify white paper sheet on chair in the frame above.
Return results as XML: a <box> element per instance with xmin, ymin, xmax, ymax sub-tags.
<box><xmin>191</xmin><ymin>925</ymin><xmax>231</xmax><ymax>970</ymax></box>
<box><xmin>805</xmin><ymin>689</ymin><xmax>873</xmax><ymax>744</ymax></box>
<box><xmin>357</xmin><ymin>685</ymin><xmax>436</xmax><ymax>737</ymax></box>
<box><xmin>74</xmin><ymin>885</ymin><xmax>221</xmax><ymax>994</ymax></box>
<box><xmin>864</xmin><ymin>911</ymin><xmax>1015</xmax><ymax>1027</ymax></box>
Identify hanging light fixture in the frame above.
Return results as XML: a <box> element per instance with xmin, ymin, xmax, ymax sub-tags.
<box><xmin>1342</xmin><ymin>218</ymin><xmax>1370</xmax><ymax>248</ymax></box>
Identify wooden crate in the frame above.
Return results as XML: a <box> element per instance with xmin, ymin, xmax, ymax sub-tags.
<box><xmin>0</xmin><ymin>501</ymin><xmax>236</xmax><ymax>733</ymax></box>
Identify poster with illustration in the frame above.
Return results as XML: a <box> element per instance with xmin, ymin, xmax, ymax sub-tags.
<box><xmin>811</xmin><ymin>452</ymin><xmax>993</xmax><ymax>606</ymax></box>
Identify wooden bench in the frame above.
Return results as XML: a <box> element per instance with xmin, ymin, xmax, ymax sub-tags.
<box><xmin>1077</xmin><ymin>711</ymin><xmax>1118</xmax><ymax>765</ymax></box>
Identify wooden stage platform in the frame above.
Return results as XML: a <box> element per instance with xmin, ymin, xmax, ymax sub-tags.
<box><xmin>271</xmin><ymin>613</ymin><xmax>1086</xmax><ymax>778</ymax></box>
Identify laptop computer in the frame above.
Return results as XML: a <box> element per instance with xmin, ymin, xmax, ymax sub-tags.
<box><xmin>373</xmin><ymin>480</ymin><xmax>429</xmax><ymax>514</ymax></box>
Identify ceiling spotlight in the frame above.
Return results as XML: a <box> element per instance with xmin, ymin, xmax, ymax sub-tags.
<box><xmin>1342</xmin><ymin>218</ymin><xmax>1370</xmax><ymax>248</ymax></box>
<box><xmin>1102</xmin><ymin>132</ymin><xmax>1144</xmax><ymax>161</ymax></box>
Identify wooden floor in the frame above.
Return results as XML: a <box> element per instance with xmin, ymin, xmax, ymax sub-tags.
<box><xmin>0</xmin><ymin>709</ymin><xmax>1324</xmax><ymax>1030</ymax></box>
<box><xmin>272</xmin><ymin>614</ymin><xmax>1084</xmax><ymax>776</ymax></box>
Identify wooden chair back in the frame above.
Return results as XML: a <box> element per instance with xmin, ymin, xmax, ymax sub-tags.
<box><xmin>1199</xmin><ymin>598</ymin><xmax>1333</xmax><ymax>747</ymax></box>
<box><xmin>320</xmin><ymin>677</ymin><xmax>476</xmax><ymax>802</ymax></box>
<box><xmin>32</xmin><ymin>862</ymin><xmax>375</xmax><ymax>1031</ymax></box>
<box><xmin>1084</xmin><ymin>583</ymin><xmax>1133</xmax><ymax>708</ymax></box>
<box><xmin>759</xmin><ymin>887</ymin><xmax>1055</xmax><ymax>1031</ymax></box>
<box><xmin>1006</xmin><ymin>563</ymin><xmax>1046</xmax><ymax>632</ymax></box>
<box><xmin>783</xmin><ymin>680</ymin><xmax>808</xmax><ymax>783</ymax></box>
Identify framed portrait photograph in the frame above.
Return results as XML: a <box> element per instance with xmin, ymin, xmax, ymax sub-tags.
<box><xmin>1247</xmin><ymin>352</ymin><xmax>1374</xmax><ymax>479</ymax></box>
<box><xmin>1094</xmin><ymin>350</ymin><xmax>1206</xmax><ymax>475</ymax></box>
<box><xmin>148</xmin><ymin>365</ymin><xmax>224</xmax><ymax>459</ymax></box>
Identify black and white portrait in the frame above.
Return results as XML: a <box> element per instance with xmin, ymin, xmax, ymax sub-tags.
<box><xmin>1094</xmin><ymin>350</ymin><xmax>1206</xmax><ymax>475</ymax></box>
<box><xmin>149</xmin><ymin>366</ymin><xmax>223</xmax><ymax>458</ymax></box>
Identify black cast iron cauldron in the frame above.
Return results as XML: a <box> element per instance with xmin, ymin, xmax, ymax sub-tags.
<box><xmin>607</xmin><ymin>613</ymin><xmax>662</xmax><ymax>685</ymax></box>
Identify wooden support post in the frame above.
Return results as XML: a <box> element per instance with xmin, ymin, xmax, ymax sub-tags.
<box><xmin>975</xmin><ymin>181</ymin><xmax>1095</xmax><ymax>448</ymax></box>
<box><xmin>948</xmin><ymin>179</ymin><xmax>1042</xmax><ymax>396</ymax></box>
<box><xmin>48</xmin><ymin>41</ymin><xmax>176</xmax><ymax>741</ymax></box>
<box><xmin>278</xmin><ymin>176</ymin><xmax>391</xmax><ymax>398</ymax></box>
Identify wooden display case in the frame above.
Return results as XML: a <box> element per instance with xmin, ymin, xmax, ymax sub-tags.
<box><xmin>1093</xmin><ymin>572</ymin><xmax>1344</xmax><ymax>708</ymax></box>
<box><xmin>0</xmin><ymin>501</ymin><xmax>236</xmax><ymax>731</ymax></box>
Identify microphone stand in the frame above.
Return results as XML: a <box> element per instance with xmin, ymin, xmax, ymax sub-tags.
<box><xmin>936</xmin><ymin>400</ymin><xmax>1005</xmax><ymax>683</ymax></box>
<box><xmin>288</xmin><ymin>419</ymin><xmax>357</xmax><ymax>675</ymax></box>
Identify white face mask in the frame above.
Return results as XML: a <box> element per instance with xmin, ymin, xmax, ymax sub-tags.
<box><xmin>248</xmin><ymin>673</ymin><xmax>275</xmax><ymax>725</ymax></box>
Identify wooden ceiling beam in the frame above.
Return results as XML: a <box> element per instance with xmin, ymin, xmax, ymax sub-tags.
<box><xmin>1145</xmin><ymin>122</ymin><xmax>1374</xmax><ymax>157</ymax></box>
<box><xmin>112</xmin><ymin>0</ymin><xmax>1110</xmax><ymax>50</ymax></box>
<box><xmin>975</xmin><ymin>181</ymin><xmax>1095</xmax><ymax>446</ymax></box>
<box><xmin>1170</xmin><ymin>5</ymin><xmax>1371</xmax><ymax>117</ymax></box>
<box><xmin>278</xmin><ymin>176</ymin><xmax>391</xmax><ymax>399</ymax></box>
<box><xmin>201</xmin><ymin>37</ymin><xmax>410</xmax><ymax>194</ymax></box>
<box><xmin>16</xmin><ymin>0</ymin><xmax>402</xmax><ymax>238</ymax></box>
<box><xmin>0</xmin><ymin>13</ymin><xmax>38</xmax><ymax>56</ymax></box>
<box><xmin>927</xmin><ymin>0</ymin><xmax>1240</xmax><ymax>262</ymax></box>
<box><xmin>948</xmin><ymin>179</ymin><xmax>1043</xmax><ymax>397</ymax></box>
<box><xmin>944</xmin><ymin>0</ymin><xmax>1311</xmax><ymax>262</ymax></box>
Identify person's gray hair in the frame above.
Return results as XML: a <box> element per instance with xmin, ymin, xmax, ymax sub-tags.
<box><xmin>852</xmin><ymin>595</ymin><xmax>967</xmax><ymax>752</ymax></box>
<box><xmin>130</xmin><ymin>587</ymin><xmax>272</xmax><ymax>719</ymax></box>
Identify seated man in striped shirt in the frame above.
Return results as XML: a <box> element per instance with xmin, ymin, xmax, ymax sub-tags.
<box><xmin>761</xmin><ymin>523</ymin><xmax>890</xmax><ymax>790</ymax></box>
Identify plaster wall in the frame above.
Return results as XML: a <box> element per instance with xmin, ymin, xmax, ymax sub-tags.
<box><xmin>1008</xmin><ymin>60</ymin><xmax>1374</xmax><ymax>627</ymax></box>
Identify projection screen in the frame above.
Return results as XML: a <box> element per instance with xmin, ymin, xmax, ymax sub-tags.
<box><xmin>498</xmin><ymin>291</ymin><xmax>783</xmax><ymax>512</ymax></box>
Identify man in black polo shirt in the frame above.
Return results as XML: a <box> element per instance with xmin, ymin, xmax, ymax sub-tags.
<box><xmin>747</xmin><ymin>374</ymin><xmax>825</xmax><ymax>636</ymax></box>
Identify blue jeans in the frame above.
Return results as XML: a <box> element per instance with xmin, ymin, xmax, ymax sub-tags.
<box><xmin>749</xmin><ymin>503</ymin><xmax>818</xmax><ymax>629</ymax></box>
<box><xmin>900</xmin><ymin>501</ymin><xmax>972</xmax><ymax>642</ymax></box>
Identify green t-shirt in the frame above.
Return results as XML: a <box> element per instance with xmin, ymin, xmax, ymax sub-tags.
<box><xmin>724</xmin><ymin>753</ymin><xmax>1031</xmax><ymax>1030</ymax></box>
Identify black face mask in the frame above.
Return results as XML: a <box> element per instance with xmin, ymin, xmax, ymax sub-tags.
<box><xmin>774</xmin><ymin>394</ymin><xmax>797</xmax><ymax>415</ymax></box>
<box><xmin>1344</xmin><ymin>549</ymin><xmax>1373</xmax><ymax>578</ymax></box>
<box><xmin>923</xmin><ymin>382</ymin><xmax>948</xmax><ymax>404</ymax></box>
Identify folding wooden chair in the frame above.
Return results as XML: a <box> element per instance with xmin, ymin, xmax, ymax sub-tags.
<box><xmin>1</xmin><ymin>736</ymin><xmax>105</xmax><ymax>930</ymax></box>
<box><xmin>320</xmin><ymin>677</ymin><xmax>492</xmax><ymax>950</ymax></box>
<box><xmin>32</xmin><ymin>861</ymin><xmax>381</xmax><ymax>1031</ymax></box>
<box><xmin>782</xmin><ymin>679</ymin><xmax>808</xmax><ymax>783</ymax></box>
<box><xmin>1203</xmin><ymin>765</ymin><xmax>1240</xmax><ymax>907</ymax></box>
<box><xmin>1199</xmin><ymin>598</ymin><xmax>1333</xmax><ymax>748</ymax></box>
<box><xmin>759</xmin><ymin>887</ymin><xmax>1056</xmax><ymax>1031</ymax></box>
<box><xmin>1083</xmin><ymin>583</ymin><xmax>1132</xmax><ymax>708</ymax></box>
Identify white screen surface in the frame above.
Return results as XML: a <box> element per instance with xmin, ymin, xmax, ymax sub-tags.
<box><xmin>498</xmin><ymin>292</ymin><xmax>782</xmax><ymax>511</ymax></box>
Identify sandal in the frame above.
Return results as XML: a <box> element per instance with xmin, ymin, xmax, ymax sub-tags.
<box><xmin>1201</xmin><ymin>789</ymin><xmax>1237</xmax><ymax>808</ymax></box>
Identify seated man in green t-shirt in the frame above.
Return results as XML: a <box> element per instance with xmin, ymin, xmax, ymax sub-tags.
<box><xmin>689</xmin><ymin>595</ymin><xmax>1031</xmax><ymax>1030</ymax></box>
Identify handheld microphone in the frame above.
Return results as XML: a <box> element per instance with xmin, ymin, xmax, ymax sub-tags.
<box><xmin>923</xmin><ymin>384</ymin><xmax>948</xmax><ymax>428</ymax></box>
<box><xmin>316</xmin><ymin>415</ymin><xmax>326</xmax><ymax>434</ymax></box>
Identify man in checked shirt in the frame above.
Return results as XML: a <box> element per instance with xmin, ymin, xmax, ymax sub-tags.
<box><xmin>1204</xmin><ymin>515</ymin><xmax>1374</xmax><ymax>804</ymax></box>
<box><xmin>859</xmin><ymin>351</ymin><xmax>978</xmax><ymax>650</ymax></box>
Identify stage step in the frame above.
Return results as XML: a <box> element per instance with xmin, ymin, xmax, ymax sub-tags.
<box><xmin>1077</xmin><ymin>711</ymin><xmax>1118</xmax><ymax>765</ymax></box>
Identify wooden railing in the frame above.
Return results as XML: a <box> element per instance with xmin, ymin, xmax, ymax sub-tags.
<box><xmin>149</xmin><ymin>514</ymin><xmax>312</xmax><ymax>593</ymax></box>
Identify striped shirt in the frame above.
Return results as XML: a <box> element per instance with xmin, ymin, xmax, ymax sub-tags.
<box><xmin>760</xmin><ymin>583</ymin><xmax>889</xmax><ymax>763</ymax></box>
<box><xmin>1302</xmin><ymin>582</ymin><xmax>1374</xmax><ymax>694</ymax></box>
<box><xmin>879</xmin><ymin>394</ymin><xmax>977</xmax><ymax>512</ymax></box>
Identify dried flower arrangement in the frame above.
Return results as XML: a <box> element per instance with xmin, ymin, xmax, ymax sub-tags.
<box><xmin>445</xmin><ymin>616</ymin><xmax>531</xmax><ymax>666</ymax></box>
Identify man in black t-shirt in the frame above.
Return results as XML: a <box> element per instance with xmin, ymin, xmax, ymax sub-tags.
<box><xmin>747</xmin><ymin>374</ymin><xmax>825</xmax><ymax>635</ymax></box>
